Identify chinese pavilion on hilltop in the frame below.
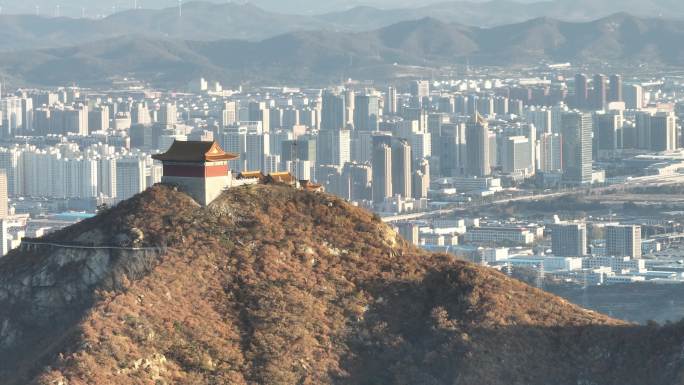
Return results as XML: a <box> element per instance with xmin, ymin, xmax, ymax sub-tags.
<box><xmin>152</xmin><ymin>140</ymin><xmax>238</xmax><ymax>205</ymax></box>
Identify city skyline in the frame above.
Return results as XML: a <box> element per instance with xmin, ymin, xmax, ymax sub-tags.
<box><xmin>4</xmin><ymin>2</ymin><xmax>684</xmax><ymax>383</ymax></box>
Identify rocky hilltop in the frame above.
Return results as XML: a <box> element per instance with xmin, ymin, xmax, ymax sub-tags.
<box><xmin>2</xmin><ymin>184</ymin><xmax>684</xmax><ymax>384</ymax></box>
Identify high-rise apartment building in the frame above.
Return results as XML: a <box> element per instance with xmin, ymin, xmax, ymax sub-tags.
<box><xmin>98</xmin><ymin>157</ymin><xmax>117</xmax><ymax>198</ymax></box>
<box><xmin>0</xmin><ymin>170</ymin><xmax>8</xmax><ymax>218</ymax></box>
<box><xmin>341</xmin><ymin>162</ymin><xmax>372</xmax><ymax>202</ymax></box>
<box><xmin>131</xmin><ymin>102</ymin><xmax>150</xmax><ymax>125</ymax></box>
<box><xmin>220</xmin><ymin>127</ymin><xmax>248</xmax><ymax>172</ymax></box>
<box><xmin>525</xmin><ymin>107</ymin><xmax>552</xmax><ymax>135</ymax></box>
<box><xmin>0</xmin><ymin>97</ymin><xmax>23</xmax><ymax>137</ymax></box>
<box><xmin>351</xmin><ymin>130</ymin><xmax>374</xmax><ymax>164</ymax></box>
<box><xmin>344</xmin><ymin>89</ymin><xmax>355</xmax><ymax>127</ymax></box>
<box><xmin>159</xmin><ymin>103</ymin><xmax>177</xmax><ymax>128</ymax></box>
<box><xmin>592</xmin><ymin>74</ymin><xmax>608</xmax><ymax>111</ymax></box>
<box><xmin>391</xmin><ymin>139</ymin><xmax>412</xmax><ymax>199</ymax></box>
<box><xmin>623</xmin><ymin>84</ymin><xmax>643</xmax><ymax>110</ymax></box>
<box><xmin>116</xmin><ymin>157</ymin><xmax>147</xmax><ymax>201</ymax></box>
<box><xmin>372</xmin><ymin>142</ymin><xmax>392</xmax><ymax>204</ymax></box>
<box><xmin>561</xmin><ymin>111</ymin><xmax>593</xmax><ymax>185</ymax></box>
<box><xmin>20</xmin><ymin>97</ymin><xmax>33</xmax><ymax>134</ymax></box>
<box><xmin>477</xmin><ymin>96</ymin><xmax>495</xmax><ymax>117</ymax></box>
<box><xmin>606</xmin><ymin>225</ymin><xmax>642</xmax><ymax>259</ymax></box>
<box><xmin>317</xmin><ymin>129</ymin><xmax>350</xmax><ymax>167</ymax></box>
<box><xmin>245</xmin><ymin>130</ymin><xmax>270</xmax><ymax>172</ymax></box>
<box><xmin>502</xmin><ymin>135</ymin><xmax>532</xmax><ymax>175</ymax></box>
<box><xmin>551</xmin><ymin>223</ymin><xmax>588</xmax><ymax>257</ymax></box>
<box><xmin>410</xmin><ymin>80</ymin><xmax>430</xmax><ymax>99</ymax></box>
<box><xmin>438</xmin><ymin>96</ymin><xmax>455</xmax><ymax>114</ymax></box>
<box><xmin>465</xmin><ymin>114</ymin><xmax>490</xmax><ymax>177</ymax></box>
<box><xmin>281</xmin><ymin>108</ymin><xmax>299</xmax><ymax>130</ymax></box>
<box><xmin>539</xmin><ymin>133</ymin><xmax>562</xmax><ymax>173</ymax></box>
<box><xmin>321</xmin><ymin>90</ymin><xmax>346</xmax><ymax>131</ymax></box>
<box><xmin>574</xmin><ymin>74</ymin><xmax>589</xmax><ymax>109</ymax></box>
<box><xmin>635</xmin><ymin>111</ymin><xmax>653</xmax><ymax>150</ymax></box>
<box><xmin>595</xmin><ymin>112</ymin><xmax>623</xmax><ymax>154</ymax></box>
<box><xmin>609</xmin><ymin>74</ymin><xmax>623</xmax><ymax>102</ymax></box>
<box><xmin>387</xmin><ymin>86</ymin><xmax>398</xmax><ymax>115</ymax></box>
<box><xmin>221</xmin><ymin>101</ymin><xmax>238</xmax><ymax>127</ymax></box>
<box><xmin>412</xmin><ymin>159</ymin><xmax>430</xmax><ymax>200</ymax></box>
<box><xmin>0</xmin><ymin>147</ymin><xmax>21</xmax><ymax>196</ymax></box>
<box><xmin>88</xmin><ymin>106</ymin><xmax>109</xmax><ymax>132</ymax></box>
<box><xmin>650</xmin><ymin>111</ymin><xmax>677</xmax><ymax>152</ymax></box>
<box><xmin>354</xmin><ymin>94</ymin><xmax>380</xmax><ymax>131</ymax></box>
<box><xmin>634</xmin><ymin>111</ymin><xmax>677</xmax><ymax>152</ymax></box>
<box><xmin>62</xmin><ymin>104</ymin><xmax>89</xmax><ymax>136</ymax></box>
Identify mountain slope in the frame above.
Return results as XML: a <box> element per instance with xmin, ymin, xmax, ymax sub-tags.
<box><xmin>2</xmin><ymin>184</ymin><xmax>684</xmax><ymax>384</ymax></box>
<box><xmin>3</xmin><ymin>14</ymin><xmax>684</xmax><ymax>87</ymax></box>
<box><xmin>2</xmin><ymin>0</ymin><xmax>682</xmax><ymax>19</ymax></box>
<box><xmin>104</xmin><ymin>2</ymin><xmax>324</xmax><ymax>42</ymax></box>
<box><xmin>0</xmin><ymin>1</ymin><xmax>325</xmax><ymax>51</ymax></box>
<box><xmin>4</xmin><ymin>0</ymin><xmax>684</xmax><ymax>53</ymax></box>
<box><xmin>318</xmin><ymin>0</ymin><xmax>684</xmax><ymax>29</ymax></box>
<box><xmin>474</xmin><ymin>13</ymin><xmax>684</xmax><ymax>63</ymax></box>
<box><xmin>0</xmin><ymin>14</ymin><xmax>124</xmax><ymax>51</ymax></box>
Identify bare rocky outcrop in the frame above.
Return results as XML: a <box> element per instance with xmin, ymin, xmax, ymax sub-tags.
<box><xmin>0</xmin><ymin>243</ymin><xmax>165</xmax><ymax>380</ymax></box>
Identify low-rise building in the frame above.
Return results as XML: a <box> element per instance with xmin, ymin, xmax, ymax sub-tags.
<box><xmin>464</xmin><ymin>226</ymin><xmax>535</xmax><ymax>245</ymax></box>
<box><xmin>582</xmin><ymin>256</ymin><xmax>646</xmax><ymax>273</ymax></box>
<box><xmin>507</xmin><ymin>255</ymin><xmax>583</xmax><ymax>271</ymax></box>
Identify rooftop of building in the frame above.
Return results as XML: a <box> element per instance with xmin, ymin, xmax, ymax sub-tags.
<box><xmin>152</xmin><ymin>140</ymin><xmax>238</xmax><ymax>163</ymax></box>
<box><xmin>266</xmin><ymin>172</ymin><xmax>296</xmax><ymax>185</ymax></box>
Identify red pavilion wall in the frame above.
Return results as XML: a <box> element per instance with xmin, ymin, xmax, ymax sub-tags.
<box><xmin>163</xmin><ymin>164</ymin><xmax>229</xmax><ymax>178</ymax></box>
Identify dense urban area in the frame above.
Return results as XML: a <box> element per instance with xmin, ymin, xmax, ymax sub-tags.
<box><xmin>2</xmin><ymin>67</ymin><xmax>684</xmax><ymax>296</ymax></box>
<box><xmin>6</xmin><ymin>0</ymin><xmax>684</xmax><ymax>383</ymax></box>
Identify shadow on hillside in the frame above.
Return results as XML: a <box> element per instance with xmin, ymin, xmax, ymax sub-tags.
<box><xmin>0</xmin><ymin>246</ymin><xmax>165</xmax><ymax>385</ymax></box>
<box><xmin>0</xmin><ymin>282</ymin><xmax>93</xmax><ymax>385</ymax></box>
<box><xmin>339</xmin><ymin>269</ymin><xmax>684</xmax><ymax>385</ymax></box>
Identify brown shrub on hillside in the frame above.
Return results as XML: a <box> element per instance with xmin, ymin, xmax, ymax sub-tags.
<box><xmin>2</xmin><ymin>184</ymin><xmax>684</xmax><ymax>385</ymax></box>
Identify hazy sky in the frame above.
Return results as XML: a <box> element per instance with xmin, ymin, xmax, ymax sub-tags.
<box><xmin>0</xmin><ymin>0</ymin><xmax>546</xmax><ymax>17</ymax></box>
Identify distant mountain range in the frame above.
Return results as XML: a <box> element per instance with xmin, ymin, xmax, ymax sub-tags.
<box><xmin>319</xmin><ymin>0</ymin><xmax>684</xmax><ymax>30</ymax></box>
<box><xmin>1</xmin><ymin>0</ymin><xmax>684</xmax><ymax>53</ymax></box>
<box><xmin>0</xmin><ymin>0</ymin><xmax>682</xmax><ymax>18</ymax></box>
<box><xmin>0</xmin><ymin>2</ymin><xmax>325</xmax><ymax>51</ymax></box>
<box><xmin>1</xmin><ymin>13</ymin><xmax>683</xmax><ymax>87</ymax></box>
